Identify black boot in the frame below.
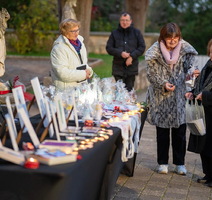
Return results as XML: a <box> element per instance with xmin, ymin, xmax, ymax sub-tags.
<box><xmin>197</xmin><ymin>175</ymin><xmax>209</xmax><ymax>183</ymax></box>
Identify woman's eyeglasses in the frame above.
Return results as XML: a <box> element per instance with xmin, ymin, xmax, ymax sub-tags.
<box><xmin>69</xmin><ymin>29</ymin><xmax>80</xmax><ymax>33</ymax></box>
<box><xmin>165</xmin><ymin>37</ymin><xmax>179</xmax><ymax>42</ymax></box>
<box><xmin>120</xmin><ymin>19</ymin><xmax>131</xmax><ymax>22</ymax></box>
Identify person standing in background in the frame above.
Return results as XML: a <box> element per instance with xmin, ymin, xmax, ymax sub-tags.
<box><xmin>106</xmin><ymin>12</ymin><xmax>146</xmax><ymax>92</ymax></box>
<box><xmin>145</xmin><ymin>22</ymin><xmax>198</xmax><ymax>175</ymax></box>
<box><xmin>50</xmin><ymin>18</ymin><xmax>93</xmax><ymax>91</ymax></box>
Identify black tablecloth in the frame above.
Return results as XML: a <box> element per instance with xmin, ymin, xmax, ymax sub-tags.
<box><xmin>0</xmin><ymin>109</ymin><xmax>147</xmax><ymax>200</ymax></box>
<box><xmin>0</xmin><ymin>126</ymin><xmax>122</xmax><ymax>200</ymax></box>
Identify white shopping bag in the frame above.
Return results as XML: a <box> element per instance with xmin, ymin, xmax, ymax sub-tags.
<box><xmin>186</xmin><ymin>99</ymin><xmax>206</xmax><ymax>136</ymax></box>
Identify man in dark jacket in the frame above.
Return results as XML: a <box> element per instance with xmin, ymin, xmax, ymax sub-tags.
<box><xmin>106</xmin><ymin>12</ymin><xmax>146</xmax><ymax>91</ymax></box>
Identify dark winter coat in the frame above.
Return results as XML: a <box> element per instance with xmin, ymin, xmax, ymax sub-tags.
<box><xmin>188</xmin><ymin>59</ymin><xmax>212</xmax><ymax>154</ymax></box>
<box><xmin>106</xmin><ymin>24</ymin><xmax>146</xmax><ymax>77</ymax></box>
<box><xmin>202</xmin><ymin>90</ymin><xmax>212</xmax><ymax>157</ymax></box>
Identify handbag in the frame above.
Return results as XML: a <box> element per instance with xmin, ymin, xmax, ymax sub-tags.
<box><xmin>186</xmin><ymin>99</ymin><xmax>206</xmax><ymax>136</ymax></box>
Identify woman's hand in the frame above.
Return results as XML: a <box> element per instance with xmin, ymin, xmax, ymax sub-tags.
<box><xmin>85</xmin><ymin>69</ymin><xmax>91</xmax><ymax>79</ymax></box>
<box><xmin>165</xmin><ymin>82</ymin><xmax>175</xmax><ymax>92</ymax></box>
<box><xmin>192</xmin><ymin>69</ymin><xmax>200</xmax><ymax>78</ymax></box>
<box><xmin>196</xmin><ymin>92</ymin><xmax>202</xmax><ymax>101</ymax></box>
<box><xmin>185</xmin><ymin>92</ymin><xmax>193</xmax><ymax>99</ymax></box>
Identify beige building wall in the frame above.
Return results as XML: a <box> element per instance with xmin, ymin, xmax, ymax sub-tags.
<box><xmin>88</xmin><ymin>32</ymin><xmax>159</xmax><ymax>54</ymax></box>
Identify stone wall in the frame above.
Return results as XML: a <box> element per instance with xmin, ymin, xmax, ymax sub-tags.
<box><xmin>135</xmin><ymin>60</ymin><xmax>149</xmax><ymax>91</ymax></box>
<box><xmin>88</xmin><ymin>32</ymin><xmax>159</xmax><ymax>54</ymax></box>
<box><xmin>5</xmin><ymin>29</ymin><xmax>159</xmax><ymax>55</ymax></box>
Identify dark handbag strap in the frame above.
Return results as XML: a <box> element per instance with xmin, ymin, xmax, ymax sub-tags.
<box><xmin>78</xmin><ymin>52</ymin><xmax>83</xmax><ymax>64</ymax></box>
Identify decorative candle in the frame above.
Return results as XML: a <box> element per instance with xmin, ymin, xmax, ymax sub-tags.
<box><xmin>73</xmin><ymin>147</ymin><xmax>79</xmax><ymax>152</ymax></box>
<box><xmin>97</xmin><ymin>137</ymin><xmax>105</xmax><ymax>141</ymax></box>
<box><xmin>98</xmin><ymin>130</ymin><xmax>106</xmax><ymax>134</ymax></box>
<box><xmin>24</xmin><ymin>157</ymin><xmax>39</xmax><ymax>169</ymax></box>
<box><xmin>91</xmin><ymin>138</ymin><xmax>98</xmax><ymax>143</ymax></box>
<box><xmin>79</xmin><ymin>144</ymin><xmax>87</xmax><ymax>150</ymax></box>
<box><xmin>106</xmin><ymin>130</ymin><xmax>113</xmax><ymax>135</ymax></box>
<box><xmin>100</xmin><ymin>134</ymin><xmax>109</xmax><ymax>140</ymax></box>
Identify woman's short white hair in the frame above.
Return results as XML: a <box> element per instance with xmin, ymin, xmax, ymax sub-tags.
<box><xmin>59</xmin><ymin>18</ymin><xmax>80</xmax><ymax>35</ymax></box>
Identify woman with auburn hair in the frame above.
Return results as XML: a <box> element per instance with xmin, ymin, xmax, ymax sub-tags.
<box><xmin>145</xmin><ymin>22</ymin><xmax>198</xmax><ymax>175</ymax></box>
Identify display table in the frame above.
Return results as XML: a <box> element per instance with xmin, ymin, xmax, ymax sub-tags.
<box><xmin>0</xmin><ymin>109</ymin><xmax>147</xmax><ymax>200</ymax></box>
<box><xmin>0</xmin><ymin>126</ymin><xmax>122</xmax><ymax>200</ymax></box>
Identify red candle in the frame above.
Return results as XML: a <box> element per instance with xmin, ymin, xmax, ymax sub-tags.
<box><xmin>24</xmin><ymin>157</ymin><xmax>39</xmax><ymax>169</ymax></box>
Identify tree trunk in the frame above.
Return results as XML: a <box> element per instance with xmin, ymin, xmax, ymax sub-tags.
<box><xmin>125</xmin><ymin>0</ymin><xmax>149</xmax><ymax>34</ymax></box>
<box><xmin>74</xmin><ymin>0</ymin><xmax>93</xmax><ymax>49</ymax></box>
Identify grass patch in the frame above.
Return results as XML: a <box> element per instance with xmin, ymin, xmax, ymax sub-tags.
<box><xmin>7</xmin><ymin>52</ymin><xmax>143</xmax><ymax>79</ymax></box>
<box><xmin>89</xmin><ymin>53</ymin><xmax>113</xmax><ymax>78</ymax></box>
<box><xmin>89</xmin><ymin>53</ymin><xmax>144</xmax><ymax>79</ymax></box>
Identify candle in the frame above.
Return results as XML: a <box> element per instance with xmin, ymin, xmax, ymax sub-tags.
<box><xmin>98</xmin><ymin>130</ymin><xmax>106</xmax><ymax>134</ymax></box>
<box><xmin>72</xmin><ymin>147</ymin><xmax>79</xmax><ymax>152</ymax></box>
<box><xmin>100</xmin><ymin>121</ymin><xmax>108</xmax><ymax>128</ymax></box>
<box><xmin>97</xmin><ymin>137</ymin><xmax>105</xmax><ymax>141</ymax></box>
<box><xmin>91</xmin><ymin>138</ymin><xmax>98</xmax><ymax>143</ymax></box>
<box><xmin>86</xmin><ymin>144</ymin><xmax>93</xmax><ymax>148</ymax></box>
<box><xmin>106</xmin><ymin>130</ymin><xmax>113</xmax><ymax>135</ymax></box>
<box><xmin>24</xmin><ymin>157</ymin><xmax>39</xmax><ymax>169</ymax></box>
<box><xmin>100</xmin><ymin>134</ymin><xmax>109</xmax><ymax>139</ymax></box>
<box><xmin>72</xmin><ymin>151</ymin><xmax>78</xmax><ymax>155</ymax></box>
<box><xmin>79</xmin><ymin>144</ymin><xmax>87</xmax><ymax>150</ymax></box>
<box><xmin>140</xmin><ymin>108</ymin><xmax>145</xmax><ymax>112</ymax></box>
<box><xmin>80</xmin><ymin>141</ymin><xmax>86</xmax><ymax>145</ymax></box>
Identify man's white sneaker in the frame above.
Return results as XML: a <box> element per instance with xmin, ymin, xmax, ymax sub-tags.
<box><xmin>157</xmin><ymin>165</ymin><xmax>168</xmax><ymax>174</ymax></box>
<box><xmin>175</xmin><ymin>165</ymin><xmax>187</xmax><ymax>175</ymax></box>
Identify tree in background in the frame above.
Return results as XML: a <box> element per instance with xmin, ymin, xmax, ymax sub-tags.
<box><xmin>1</xmin><ymin>0</ymin><xmax>58</xmax><ymax>54</ymax></box>
<box><xmin>73</xmin><ymin>0</ymin><xmax>93</xmax><ymax>48</ymax></box>
<box><xmin>3</xmin><ymin>0</ymin><xmax>211</xmax><ymax>55</ymax></box>
<box><xmin>91</xmin><ymin>0</ymin><xmax>123</xmax><ymax>32</ymax></box>
<box><xmin>91</xmin><ymin>0</ymin><xmax>149</xmax><ymax>34</ymax></box>
<box><xmin>125</xmin><ymin>0</ymin><xmax>149</xmax><ymax>34</ymax></box>
<box><xmin>146</xmin><ymin>0</ymin><xmax>212</xmax><ymax>54</ymax></box>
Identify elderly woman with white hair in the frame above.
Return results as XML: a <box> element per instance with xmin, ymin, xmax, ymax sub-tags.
<box><xmin>50</xmin><ymin>18</ymin><xmax>93</xmax><ymax>90</ymax></box>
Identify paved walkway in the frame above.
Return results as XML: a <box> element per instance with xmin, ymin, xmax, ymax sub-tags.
<box><xmin>4</xmin><ymin>56</ymin><xmax>212</xmax><ymax>200</ymax></box>
<box><xmin>4</xmin><ymin>56</ymin><xmax>51</xmax><ymax>88</ymax></box>
<box><xmin>109</xmin><ymin>91</ymin><xmax>212</xmax><ymax>200</ymax></box>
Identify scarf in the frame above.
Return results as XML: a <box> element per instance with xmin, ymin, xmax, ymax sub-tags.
<box><xmin>160</xmin><ymin>40</ymin><xmax>181</xmax><ymax>69</ymax></box>
<box><xmin>69</xmin><ymin>38</ymin><xmax>82</xmax><ymax>53</ymax></box>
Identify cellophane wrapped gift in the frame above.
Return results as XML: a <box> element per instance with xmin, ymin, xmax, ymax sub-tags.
<box><xmin>100</xmin><ymin>77</ymin><xmax>116</xmax><ymax>104</ymax></box>
<box><xmin>115</xmin><ymin>80</ymin><xmax>130</xmax><ymax>103</ymax></box>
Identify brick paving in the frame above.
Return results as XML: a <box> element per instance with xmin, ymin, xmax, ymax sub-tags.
<box><xmin>111</xmin><ymin>91</ymin><xmax>212</xmax><ymax>200</ymax></box>
<box><xmin>111</xmin><ymin>120</ymin><xmax>212</xmax><ymax>200</ymax></box>
<box><xmin>4</xmin><ymin>56</ymin><xmax>212</xmax><ymax>200</ymax></box>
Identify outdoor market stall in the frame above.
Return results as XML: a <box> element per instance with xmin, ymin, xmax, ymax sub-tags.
<box><xmin>0</xmin><ymin>76</ymin><xmax>147</xmax><ymax>200</ymax></box>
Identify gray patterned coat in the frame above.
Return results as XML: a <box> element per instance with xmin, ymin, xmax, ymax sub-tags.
<box><xmin>145</xmin><ymin>40</ymin><xmax>198</xmax><ymax>128</ymax></box>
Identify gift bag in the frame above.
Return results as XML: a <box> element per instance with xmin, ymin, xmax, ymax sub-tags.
<box><xmin>186</xmin><ymin>99</ymin><xmax>206</xmax><ymax>136</ymax></box>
